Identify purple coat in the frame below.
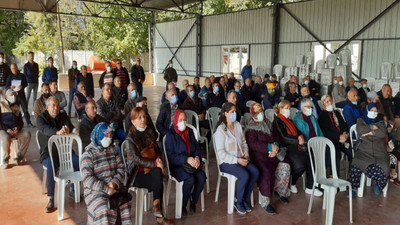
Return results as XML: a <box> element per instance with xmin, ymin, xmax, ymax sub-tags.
<box><xmin>245</xmin><ymin>127</ymin><xmax>282</xmax><ymax>198</ymax></box>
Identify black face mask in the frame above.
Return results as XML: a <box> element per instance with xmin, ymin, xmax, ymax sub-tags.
<box><xmin>43</xmin><ymin>93</ymin><xmax>51</xmax><ymax>98</ymax></box>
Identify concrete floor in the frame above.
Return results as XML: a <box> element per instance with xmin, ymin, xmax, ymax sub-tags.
<box><xmin>1</xmin><ymin>85</ymin><xmax>400</xmax><ymax>225</ymax></box>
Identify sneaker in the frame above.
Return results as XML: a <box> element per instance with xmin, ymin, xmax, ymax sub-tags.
<box><xmin>189</xmin><ymin>201</ymin><xmax>196</xmax><ymax>213</ymax></box>
<box><xmin>290</xmin><ymin>185</ymin><xmax>298</xmax><ymax>193</ymax></box>
<box><xmin>274</xmin><ymin>191</ymin><xmax>289</xmax><ymax>204</ymax></box>
<box><xmin>242</xmin><ymin>201</ymin><xmax>252</xmax><ymax>212</ymax></box>
<box><xmin>2</xmin><ymin>160</ymin><xmax>9</xmax><ymax>169</ymax></box>
<box><xmin>305</xmin><ymin>188</ymin><xmax>323</xmax><ymax>197</ymax></box>
<box><xmin>234</xmin><ymin>202</ymin><xmax>246</xmax><ymax>214</ymax></box>
<box><xmin>14</xmin><ymin>153</ymin><xmax>23</xmax><ymax>165</ymax></box>
<box><xmin>374</xmin><ymin>185</ymin><xmax>382</xmax><ymax>195</ymax></box>
<box><xmin>152</xmin><ymin>204</ymin><xmax>163</xmax><ymax>218</ymax></box>
<box><xmin>263</xmin><ymin>204</ymin><xmax>276</xmax><ymax>215</ymax></box>
<box><xmin>182</xmin><ymin>207</ymin><xmax>188</xmax><ymax>217</ymax></box>
<box><xmin>44</xmin><ymin>198</ymin><xmax>55</xmax><ymax>213</ymax></box>
<box><xmin>27</xmin><ymin>123</ymin><xmax>35</xmax><ymax>128</ymax></box>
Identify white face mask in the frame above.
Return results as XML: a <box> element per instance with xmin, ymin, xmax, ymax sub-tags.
<box><xmin>0</xmin><ymin>57</ymin><xmax>3</xmax><ymax>63</ymax></box>
<box><xmin>304</xmin><ymin>107</ymin><xmax>313</xmax><ymax>116</ymax></box>
<box><xmin>326</xmin><ymin>104</ymin><xmax>334</xmax><ymax>112</ymax></box>
<box><xmin>362</xmin><ymin>84</ymin><xmax>367</xmax><ymax>88</ymax></box>
<box><xmin>106</xmin><ymin>66</ymin><xmax>111</xmax><ymax>72</ymax></box>
<box><xmin>7</xmin><ymin>95</ymin><xmax>16</xmax><ymax>104</ymax></box>
<box><xmin>333</xmin><ymin>80</ymin><xmax>338</xmax><ymax>84</ymax></box>
<box><xmin>136</xmin><ymin>125</ymin><xmax>147</xmax><ymax>132</ymax></box>
<box><xmin>100</xmin><ymin>137</ymin><xmax>112</xmax><ymax>148</ymax></box>
<box><xmin>367</xmin><ymin>111</ymin><xmax>378</xmax><ymax>119</ymax></box>
<box><xmin>339</xmin><ymin>81</ymin><xmax>343</xmax><ymax>86</ymax></box>
<box><xmin>304</xmin><ymin>80</ymin><xmax>309</xmax><ymax>85</ymax></box>
<box><xmin>256</xmin><ymin>112</ymin><xmax>264</xmax><ymax>122</ymax></box>
<box><xmin>282</xmin><ymin>109</ymin><xmax>290</xmax><ymax>118</ymax></box>
<box><xmin>169</xmin><ymin>64</ymin><xmax>173</xmax><ymax>68</ymax></box>
<box><xmin>177</xmin><ymin>121</ymin><xmax>187</xmax><ymax>131</ymax></box>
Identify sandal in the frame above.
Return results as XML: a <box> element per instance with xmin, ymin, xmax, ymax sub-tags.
<box><xmin>152</xmin><ymin>204</ymin><xmax>163</xmax><ymax>218</ymax></box>
<box><xmin>157</xmin><ymin>218</ymin><xmax>174</xmax><ymax>225</ymax></box>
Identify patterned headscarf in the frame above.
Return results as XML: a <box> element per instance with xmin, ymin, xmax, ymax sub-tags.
<box><xmin>90</xmin><ymin>122</ymin><xmax>114</xmax><ymax>149</ymax></box>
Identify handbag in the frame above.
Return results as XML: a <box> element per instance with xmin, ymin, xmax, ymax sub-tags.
<box><xmin>276</xmin><ymin>147</ymin><xmax>287</xmax><ymax>161</ymax></box>
<box><xmin>140</xmin><ymin>143</ymin><xmax>157</xmax><ymax>174</ymax></box>
<box><xmin>182</xmin><ymin>160</ymin><xmax>205</xmax><ymax>174</ymax></box>
<box><xmin>107</xmin><ymin>186</ymin><xmax>132</xmax><ymax>210</ymax></box>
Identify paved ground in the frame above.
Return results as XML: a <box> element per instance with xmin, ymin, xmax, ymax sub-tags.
<box><xmin>1</xmin><ymin>85</ymin><xmax>400</xmax><ymax>225</ymax></box>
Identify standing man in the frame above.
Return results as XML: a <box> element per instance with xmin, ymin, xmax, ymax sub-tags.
<box><xmin>0</xmin><ymin>52</ymin><xmax>10</xmax><ymax>93</ymax></box>
<box><xmin>163</xmin><ymin>60</ymin><xmax>177</xmax><ymax>90</ymax></box>
<box><xmin>241</xmin><ymin>59</ymin><xmax>252</xmax><ymax>82</ymax></box>
<box><xmin>6</xmin><ymin>63</ymin><xmax>33</xmax><ymax>127</ymax></box>
<box><xmin>23</xmin><ymin>51</ymin><xmax>39</xmax><ymax>112</ymax></box>
<box><xmin>75</xmin><ymin>65</ymin><xmax>94</xmax><ymax>98</ymax></box>
<box><xmin>67</xmin><ymin>60</ymin><xmax>79</xmax><ymax>117</ymax></box>
<box><xmin>113</xmin><ymin>58</ymin><xmax>130</xmax><ymax>91</ymax></box>
<box><xmin>131</xmin><ymin>57</ymin><xmax>145</xmax><ymax>96</ymax></box>
<box><xmin>42</xmin><ymin>57</ymin><xmax>58</xmax><ymax>84</ymax></box>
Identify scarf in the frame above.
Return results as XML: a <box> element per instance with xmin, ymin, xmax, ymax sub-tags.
<box><xmin>173</xmin><ymin>110</ymin><xmax>191</xmax><ymax>155</ymax></box>
<box><xmin>90</xmin><ymin>122</ymin><xmax>114</xmax><ymax>150</ymax></box>
<box><xmin>277</xmin><ymin>113</ymin><xmax>298</xmax><ymax>136</ymax></box>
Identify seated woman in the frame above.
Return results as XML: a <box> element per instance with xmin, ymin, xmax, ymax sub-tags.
<box><xmin>350</xmin><ymin>102</ymin><xmax>390</xmax><ymax>196</ymax></box>
<box><xmin>124</xmin><ymin>107</ymin><xmax>172</xmax><ymax>225</ymax></box>
<box><xmin>318</xmin><ymin>95</ymin><xmax>351</xmax><ymax>176</ymax></box>
<box><xmin>273</xmin><ymin>100</ymin><xmax>322</xmax><ymax>196</ymax></box>
<box><xmin>81</xmin><ymin>123</ymin><xmax>131</xmax><ymax>225</ymax></box>
<box><xmin>245</xmin><ymin>103</ymin><xmax>290</xmax><ymax>215</ymax></box>
<box><xmin>214</xmin><ymin>102</ymin><xmax>259</xmax><ymax>214</ymax></box>
<box><xmin>293</xmin><ymin>98</ymin><xmax>324</xmax><ymax>142</ymax></box>
<box><xmin>165</xmin><ymin>110</ymin><xmax>207</xmax><ymax>216</ymax></box>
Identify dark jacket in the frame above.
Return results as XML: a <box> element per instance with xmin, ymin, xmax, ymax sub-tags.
<box><xmin>182</xmin><ymin>96</ymin><xmax>206</xmax><ymax>116</ymax></box>
<box><xmin>240</xmin><ymin>85</ymin><xmax>252</xmax><ymax>103</ymax></box>
<box><xmin>318</xmin><ymin>110</ymin><xmax>348</xmax><ymax>147</ymax></box>
<box><xmin>0</xmin><ymin>101</ymin><xmax>23</xmax><ymax>131</ymax></box>
<box><xmin>379</xmin><ymin>96</ymin><xmax>395</xmax><ymax>121</ymax></box>
<box><xmin>178</xmin><ymin>90</ymin><xmax>187</xmax><ymax>107</ymax></box>
<box><xmin>79</xmin><ymin>113</ymin><xmax>107</xmax><ymax>148</ymax></box>
<box><xmin>42</xmin><ymin>67</ymin><xmax>58</xmax><ymax>84</ymax></box>
<box><xmin>67</xmin><ymin>67</ymin><xmax>79</xmax><ymax>89</ymax></box>
<box><xmin>284</xmin><ymin>92</ymin><xmax>301</xmax><ymax>108</ymax></box>
<box><xmin>165</xmin><ymin>127</ymin><xmax>201</xmax><ymax>182</ymax></box>
<box><xmin>23</xmin><ymin>61</ymin><xmax>39</xmax><ymax>83</ymax></box>
<box><xmin>37</xmin><ymin>111</ymin><xmax>74</xmax><ymax>163</ymax></box>
<box><xmin>112</xmin><ymin>86</ymin><xmax>128</xmax><ymax>111</ymax></box>
<box><xmin>130</xmin><ymin>65</ymin><xmax>145</xmax><ymax>84</ymax></box>
<box><xmin>96</xmin><ymin>96</ymin><xmax>123</xmax><ymax>129</ymax></box>
<box><xmin>251</xmin><ymin>83</ymin><xmax>265</xmax><ymax>103</ymax></box>
<box><xmin>262</xmin><ymin>92</ymin><xmax>278</xmax><ymax>110</ymax></box>
<box><xmin>0</xmin><ymin>63</ymin><xmax>10</xmax><ymax>87</ymax></box>
<box><xmin>75</xmin><ymin>73</ymin><xmax>95</xmax><ymax>98</ymax></box>
<box><xmin>227</xmin><ymin>78</ymin><xmax>237</xmax><ymax>91</ymax></box>
<box><xmin>284</xmin><ymin>81</ymin><xmax>300</xmax><ymax>96</ymax></box>
<box><xmin>6</xmin><ymin>72</ymin><xmax>28</xmax><ymax>99</ymax></box>
<box><xmin>112</xmin><ymin>68</ymin><xmax>130</xmax><ymax>90</ymax></box>
<box><xmin>308</xmin><ymin>79</ymin><xmax>321</xmax><ymax>99</ymax></box>
<box><xmin>358</xmin><ymin>87</ymin><xmax>370</xmax><ymax>105</ymax></box>
<box><xmin>99</xmin><ymin>71</ymin><xmax>114</xmax><ymax>89</ymax></box>
<box><xmin>156</xmin><ymin>102</ymin><xmax>180</xmax><ymax>141</ymax></box>
<box><xmin>209</xmin><ymin>92</ymin><xmax>226</xmax><ymax>108</ymax></box>
<box><xmin>164</xmin><ymin>67</ymin><xmax>177</xmax><ymax>83</ymax></box>
<box><xmin>273</xmin><ymin>115</ymin><xmax>300</xmax><ymax>152</ymax></box>
<box><xmin>343</xmin><ymin>100</ymin><xmax>364</xmax><ymax>129</ymax></box>
<box><xmin>193</xmin><ymin>84</ymin><xmax>201</xmax><ymax>97</ymax></box>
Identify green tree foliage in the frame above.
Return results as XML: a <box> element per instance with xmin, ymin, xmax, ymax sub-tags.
<box><xmin>0</xmin><ymin>11</ymin><xmax>27</xmax><ymax>57</ymax></box>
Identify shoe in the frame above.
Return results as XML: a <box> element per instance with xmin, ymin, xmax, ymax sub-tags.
<box><xmin>274</xmin><ymin>191</ymin><xmax>289</xmax><ymax>204</ymax></box>
<box><xmin>27</xmin><ymin>123</ymin><xmax>35</xmax><ymax>128</ymax></box>
<box><xmin>14</xmin><ymin>154</ymin><xmax>23</xmax><ymax>165</ymax></box>
<box><xmin>305</xmin><ymin>188</ymin><xmax>323</xmax><ymax>197</ymax></box>
<box><xmin>44</xmin><ymin>198</ymin><xmax>55</xmax><ymax>213</ymax></box>
<box><xmin>152</xmin><ymin>204</ymin><xmax>163</xmax><ymax>218</ymax></box>
<box><xmin>31</xmin><ymin>111</ymin><xmax>35</xmax><ymax>116</ymax></box>
<box><xmin>157</xmin><ymin>217</ymin><xmax>174</xmax><ymax>225</ymax></box>
<box><xmin>374</xmin><ymin>185</ymin><xmax>382</xmax><ymax>195</ymax></box>
<box><xmin>290</xmin><ymin>185</ymin><xmax>298</xmax><ymax>193</ymax></box>
<box><xmin>234</xmin><ymin>202</ymin><xmax>246</xmax><ymax>214</ymax></box>
<box><xmin>189</xmin><ymin>201</ymin><xmax>196</xmax><ymax>213</ymax></box>
<box><xmin>242</xmin><ymin>201</ymin><xmax>252</xmax><ymax>212</ymax></box>
<box><xmin>2</xmin><ymin>160</ymin><xmax>9</xmax><ymax>169</ymax></box>
<box><xmin>182</xmin><ymin>207</ymin><xmax>188</xmax><ymax>216</ymax></box>
<box><xmin>264</xmin><ymin>204</ymin><xmax>276</xmax><ymax>215</ymax></box>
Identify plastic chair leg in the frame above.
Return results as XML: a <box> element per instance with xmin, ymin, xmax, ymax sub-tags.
<box><xmin>302</xmin><ymin>173</ymin><xmax>306</xmax><ymax>190</ymax></box>
<box><xmin>57</xmin><ymin>180</ymin><xmax>66</xmax><ymax>221</ymax></box>
<box><xmin>201</xmin><ymin>190</ymin><xmax>205</xmax><ymax>211</ymax></box>
<box><xmin>250</xmin><ymin>191</ymin><xmax>254</xmax><ymax>207</ymax></box>
<box><xmin>357</xmin><ymin>173</ymin><xmax>365</xmax><ymax>197</ymax></box>
<box><xmin>135</xmin><ymin>189</ymin><xmax>145</xmax><ymax>225</ymax></box>
<box><xmin>307</xmin><ymin>186</ymin><xmax>315</xmax><ymax>214</ymax></box>
<box><xmin>205</xmin><ymin>160</ymin><xmax>210</xmax><ymax>194</ymax></box>
<box><xmin>348</xmin><ymin>184</ymin><xmax>353</xmax><ymax>223</ymax></box>
<box><xmin>166</xmin><ymin>180</ymin><xmax>172</xmax><ymax>212</ymax></box>
<box><xmin>383</xmin><ymin>182</ymin><xmax>388</xmax><ymax>197</ymax></box>
<box><xmin>74</xmin><ymin>181</ymin><xmax>80</xmax><ymax>203</ymax></box>
<box><xmin>175</xmin><ymin>182</ymin><xmax>183</xmax><ymax>219</ymax></box>
<box><xmin>322</xmin><ymin>188</ymin><xmax>328</xmax><ymax>210</ymax></box>
<box><xmin>227</xmin><ymin>177</ymin><xmax>236</xmax><ymax>214</ymax></box>
<box><xmin>215</xmin><ymin>174</ymin><xmax>221</xmax><ymax>202</ymax></box>
<box><xmin>366</xmin><ymin>177</ymin><xmax>372</xmax><ymax>186</ymax></box>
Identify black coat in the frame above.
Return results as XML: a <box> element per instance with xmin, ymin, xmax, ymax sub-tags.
<box><xmin>156</xmin><ymin>102</ymin><xmax>180</xmax><ymax>141</ymax></box>
<box><xmin>79</xmin><ymin>113</ymin><xmax>107</xmax><ymax>148</ymax></box>
<box><xmin>318</xmin><ymin>110</ymin><xmax>348</xmax><ymax>155</ymax></box>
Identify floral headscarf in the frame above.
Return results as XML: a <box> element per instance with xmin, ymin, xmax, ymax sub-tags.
<box><xmin>90</xmin><ymin>122</ymin><xmax>114</xmax><ymax>149</ymax></box>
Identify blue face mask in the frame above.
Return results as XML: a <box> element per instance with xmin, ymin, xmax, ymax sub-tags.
<box><xmin>235</xmin><ymin>89</ymin><xmax>240</xmax><ymax>93</ymax></box>
<box><xmin>214</xmin><ymin>86</ymin><xmax>219</xmax><ymax>93</ymax></box>
<box><xmin>229</xmin><ymin>112</ymin><xmax>237</xmax><ymax>122</ymax></box>
<box><xmin>190</xmin><ymin>91</ymin><xmax>195</xmax><ymax>98</ymax></box>
<box><xmin>131</xmin><ymin>90</ymin><xmax>137</xmax><ymax>98</ymax></box>
<box><xmin>171</xmin><ymin>95</ymin><xmax>178</xmax><ymax>104</ymax></box>
<box><xmin>72</xmin><ymin>65</ymin><xmax>77</xmax><ymax>70</ymax></box>
<box><xmin>352</xmin><ymin>101</ymin><xmax>357</xmax><ymax>105</ymax></box>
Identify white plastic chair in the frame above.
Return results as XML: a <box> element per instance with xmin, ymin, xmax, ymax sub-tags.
<box><xmin>307</xmin><ymin>137</ymin><xmax>353</xmax><ymax>225</ymax></box>
<box><xmin>206</xmin><ymin>107</ymin><xmax>221</xmax><ymax>135</ymax></box>
<box><xmin>36</xmin><ymin>130</ymin><xmax>48</xmax><ymax>195</ymax></box>
<box><xmin>184</xmin><ymin>110</ymin><xmax>209</xmax><ymax>164</ymax></box>
<box><xmin>163</xmin><ymin>135</ymin><xmax>205</xmax><ymax>219</ymax></box>
<box><xmin>120</xmin><ymin>141</ymin><xmax>152</xmax><ymax>225</ymax></box>
<box><xmin>241</xmin><ymin>112</ymin><xmax>251</xmax><ymax>128</ymax></box>
<box><xmin>289</xmin><ymin>107</ymin><xmax>298</xmax><ymax>120</ymax></box>
<box><xmin>212</xmin><ymin>135</ymin><xmax>253</xmax><ymax>214</ymax></box>
<box><xmin>264</xmin><ymin>109</ymin><xmax>275</xmax><ymax>123</ymax></box>
<box><xmin>48</xmin><ymin>134</ymin><xmax>83</xmax><ymax>221</ymax></box>
<box><xmin>246</xmin><ymin>100</ymin><xmax>257</xmax><ymax>108</ymax></box>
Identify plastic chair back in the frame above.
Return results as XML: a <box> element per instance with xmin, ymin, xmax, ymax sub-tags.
<box><xmin>212</xmin><ymin>135</ymin><xmax>222</xmax><ymax>174</ymax></box>
<box><xmin>48</xmin><ymin>134</ymin><xmax>82</xmax><ymax>178</ymax></box>
<box><xmin>206</xmin><ymin>107</ymin><xmax>221</xmax><ymax>134</ymax></box>
<box><xmin>242</xmin><ymin>113</ymin><xmax>251</xmax><ymax>127</ymax></box>
<box><xmin>184</xmin><ymin>110</ymin><xmax>200</xmax><ymax>130</ymax></box>
<box><xmin>349</xmin><ymin>124</ymin><xmax>357</xmax><ymax>148</ymax></box>
<box><xmin>162</xmin><ymin>136</ymin><xmax>173</xmax><ymax>179</ymax></box>
<box><xmin>36</xmin><ymin>130</ymin><xmax>41</xmax><ymax>149</ymax></box>
<box><xmin>264</xmin><ymin>109</ymin><xmax>275</xmax><ymax>123</ymax></box>
<box><xmin>246</xmin><ymin>100</ymin><xmax>257</xmax><ymax>108</ymax></box>
<box><xmin>308</xmin><ymin>137</ymin><xmax>338</xmax><ymax>180</ymax></box>
<box><xmin>289</xmin><ymin>107</ymin><xmax>298</xmax><ymax>120</ymax></box>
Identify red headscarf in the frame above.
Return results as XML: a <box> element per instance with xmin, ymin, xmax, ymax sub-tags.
<box><xmin>173</xmin><ymin>110</ymin><xmax>191</xmax><ymax>155</ymax></box>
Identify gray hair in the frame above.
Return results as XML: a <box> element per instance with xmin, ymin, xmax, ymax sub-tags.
<box><xmin>182</xmin><ymin>79</ymin><xmax>188</xmax><ymax>85</ymax></box>
<box><xmin>166</xmin><ymin>88</ymin><xmax>177</xmax><ymax>98</ymax></box>
<box><xmin>300</xmin><ymin>98</ymin><xmax>313</xmax><ymax>109</ymax></box>
<box><xmin>320</xmin><ymin>95</ymin><xmax>331</xmax><ymax>107</ymax></box>
<box><xmin>84</xmin><ymin>100</ymin><xmax>96</xmax><ymax>110</ymax></box>
<box><xmin>227</xmin><ymin>90</ymin><xmax>237</xmax><ymax>98</ymax></box>
<box><xmin>77</xmin><ymin>81</ymin><xmax>85</xmax><ymax>88</ymax></box>
<box><xmin>45</xmin><ymin>96</ymin><xmax>59</xmax><ymax>106</ymax></box>
<box><xmin>128</xmin><ymin>83</ymin><xmax>136</xmax><ymax>92</ymax></box>
<box><xmin>186</xmin><ymin>85</ymin><xmax>193</xmax><ymax>93</ymax></box>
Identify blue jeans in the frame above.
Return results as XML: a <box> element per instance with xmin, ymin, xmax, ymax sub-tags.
<box><xmin>219</xmin><ymin>162</ymin><xmax>259</xmax><ymax>203</ymax></box>
<box><xmin>68</xmin><ymin>89</ymin><xmax>75</xmax><ymax>114</ymax></box>
<box><xmin>42</xmin><ymin>154</ymin><xmax>80</xmax><ymax>197</ymax></box>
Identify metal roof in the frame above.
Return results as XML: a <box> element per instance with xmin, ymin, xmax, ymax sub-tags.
<box><xmin>0</xmin><ymin>0</ymin><xmax>58</xmax><ymax>13</ymax></box>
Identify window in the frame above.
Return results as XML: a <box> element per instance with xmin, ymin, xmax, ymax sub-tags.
<box><xmin>222</xmin><ymin>45</ymin><xmax>249</xmax><ymax>75</ymax></box>
<box><xmin>312</xmin><ymin>41</ymin><xmax>361</xmax><ymax>75</ymax></box>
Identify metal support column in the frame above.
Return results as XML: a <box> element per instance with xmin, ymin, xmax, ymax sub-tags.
<box><xmin>196</xmin><ymin>14</ymin><xmax>202</xmax><ymax>77</ymax></box>
<box><xmin>148</xmin><ymin>11</ymin><xmax>155</xmax><ymax>73</ymax></box>
<box><xmin>270</xmin><ymin>2</ymin><xmax>281</xmax><ymax>75</ymax></box>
